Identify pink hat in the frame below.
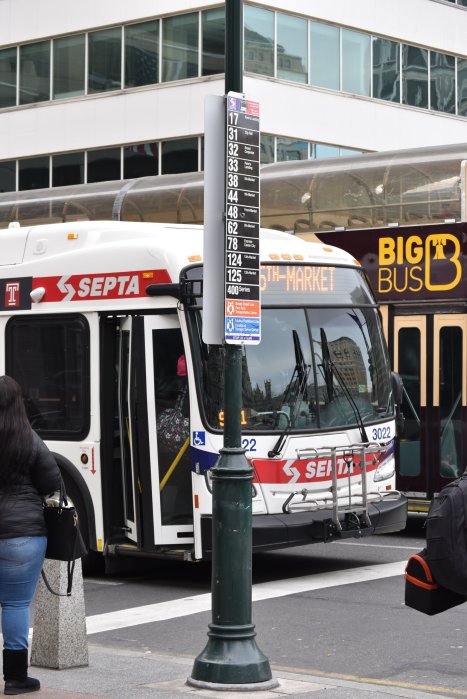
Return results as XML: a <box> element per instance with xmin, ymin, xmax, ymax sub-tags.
<box><xmin>177</xmin><ymin>354</ymin><xmax>187</xmax><ymax>377</ymax></box>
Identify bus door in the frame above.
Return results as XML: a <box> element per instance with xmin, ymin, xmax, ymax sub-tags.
<box><xmin>393</xmin><ymin>312</ymin><xmax>467</xmax><ymax>508</ymax></box>
<box><xmin>116</xmin><ymin>314</ymin><xmax>193</xmax><ymax>549</ymax></box>
<box><xmin>117</xmin><ymin>317</ymin><xmax>138</xmax><ymax>542</ymax></box>
<box><xmin>143</xmin><ymin>315</ymin><xmax>193</xmax><ymax>546</ymax></box>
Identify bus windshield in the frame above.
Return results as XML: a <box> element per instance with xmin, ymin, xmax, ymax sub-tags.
<box><xmin>191</xmin><ymin>304</ymin><xmax>392</xmax><ymax>433</ymax></box>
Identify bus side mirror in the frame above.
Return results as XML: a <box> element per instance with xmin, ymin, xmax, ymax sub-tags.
<box><xmin>391</xmin><ymin>371</ymin><xmax>405</xmax><ymax>436</ymax></box>
<box><xmin>391</xmin><ymin>371</ymin><xmax>403</xmax><ymax>406</ymax></box>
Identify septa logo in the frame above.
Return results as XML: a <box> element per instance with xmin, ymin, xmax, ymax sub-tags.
<box><xmin>5</xmin><ymin>282</ymin><xmax>20</xmax><ymax>307</ymax></box>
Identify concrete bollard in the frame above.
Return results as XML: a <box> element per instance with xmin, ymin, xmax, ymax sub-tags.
<box><xmin>31</xmin><ymin>558</ymin><xmax>89</xmax><ymax>669</ymax></box>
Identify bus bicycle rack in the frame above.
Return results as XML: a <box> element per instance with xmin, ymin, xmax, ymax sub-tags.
<box><xmin>281</xmin><ymin>443</ymin><xmax>401</xmax><ymax>536</ymax></box>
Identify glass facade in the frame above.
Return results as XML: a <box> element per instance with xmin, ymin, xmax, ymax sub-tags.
<box><xmin>342</xmin><ymin>29</ymin><xmax>370</xmax><ymax>96</ymax></box>
<box><xmin>19</xmin><ymin>41</ymin><xmax>50</xmax><ymax>104</ymax></box>
<box><xmin>161</xmin><ymin>138</ymin><xmax>198</xmax><ymax>174</ymax></box>
<box><xmin>53</xmin><ymin>35</ymin><xmax>85</xmax><ymax>99</ymax></box>
<box><xmin>0</xmin><ymin>47</ymin><xmax>17</xmax><ymax>108</ymax></box>
<box><xmin>244</xmin><ymin>5</ymin><xmax>274</xmax><ymax>77</ymax></box>
<box><xmin>373</xmin><ymin>38</ymin><xmax>400</xmax><ymax>102</ymax></box>
<box><xmin>18</xmin><ymin>156</ymin><xmax>49</xmax><ymax>190</ymax></box>
<box><xmin>459</xmin><ymin>58</ymin><xmax>467</xmax><ymax>116</ymax></box>
<box><xmin>87</xmin><ymin>148</ymin><xmax>121</xmax><ymax>182</ymax></box>
<box><xmin>277</xmin><ymin>137</ymin><xmax>309</xmax><ymax>161</ymax></box>
<box><xmin>0</xmin><ymin>160</ymin><xmax>15</xmax><ymax>192</ymax></box>
<box><xmin>0</xmin><ymin>6</ymin><xmax>464</xmax><ymax>120</ymax></box>
<box><xmin>277</xmin><ymin>13</ymin><xmax>308</xmax><ymax>83</ymax></box>
<box><xmin>310</xmin><ymin>22</ymin><xmax>339</xmax><ymax>90</ymax></box>
<box><xmin>52</xmin><ymin>152</ymin><xmax>85</xmax><ymax>187</ymax></box>
<box><xmin>125</xmin><ymin>21</ymin><xmax>159</xmax><ymax>88</ymax></box>
<box><xmin>402</xmin><ymin>44</ymin><xmax>428</xmax><ymax>109</ymax></box>
<box><xmin>162</xmin><ymin>13</ymin><xmax>198</xmax><ymax>82</ymax></box>
<box><xmin>1</xmin><ymin>6</ymin><xmax>465</xmax><ymax>190</ymax></box>
<box><xmin>202</xmin><ymin>8</ymin><xmax>224</xmax><ymax>76</ymax></box>
<box><xmin>124</xmin><ymin>142</ymin><xmax>158</xmax><ymax>178</ymax></box>
<box><xmin>430</xmin><ymin>51</ymin><xmax>455</xmax><ymax>113</ymax></box>
<box><xmin>88</xmin><ymin>27</ymin><xmax>122</xmax><ymax>93</ymax></box>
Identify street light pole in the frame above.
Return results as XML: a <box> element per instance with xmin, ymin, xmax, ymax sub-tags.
<box><xmin>188</xmin><ymin>0</ymin><xmax>276</xmax><ymax>689</ymax></box>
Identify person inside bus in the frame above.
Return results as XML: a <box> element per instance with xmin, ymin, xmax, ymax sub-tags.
<box><xmin>0</xmin><ymin>375</ymin><xmax>62</xmax><ymax>695</ymax></box>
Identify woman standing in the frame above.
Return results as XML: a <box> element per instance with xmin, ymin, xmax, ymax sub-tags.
<box><xmin>0</xmin><ymin>375</ymin><xmax>62</xmax><ymax>695</ymax></box>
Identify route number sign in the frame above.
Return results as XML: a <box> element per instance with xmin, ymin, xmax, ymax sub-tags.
<box><xmin>224</xmin><ymin>92</ymin><xmax>261</xmax><ymax>345</ymax></box>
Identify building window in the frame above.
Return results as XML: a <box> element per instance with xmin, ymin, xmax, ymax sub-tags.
<box><xmin>52</xmin><ymin>152</ymin><xmax>84</xmax><ymax>187</ymax></box>
<box><xmin>19</xmin><ymin>41</ymin><xmax>50</xmax><ymax>104</ymax></box>
<box><xmin>18</xmin><ymin>156</ymin><xmax>50</xmax><ymax>190</ymax></box>
<box><xmin>124</xmin><ymin>142</ymin><xmax>158</xmax><ymax>178</ymax></box>
<box><xmin>458</xmin><ymin>58</ymin><xmax>467</xmax><ymax>116</ymax></box>
<box><xmin>314</xmin><ymin>144</ymin><xmax>340</xmax><ymax>159</ymax></box>
<box><xmin>402</xmin><ymin>44</ymin><xmax>428</xmax><ymax>109</ymax></box>
<box><xmin>161</xmin><ymin>138</ymin><xmax>198</xmax><ymax>174</ymax></box>
<box><xmin>125</xmin><ymin>20</ymin><xmax>159</xmax><ymax>88</ymax></box>
<box><xmin>53</xmin><ymin>35</ymin><xmax>85</xmax><ymax>99</ymax></box>
<box><xmin>277</xmin><ymin>13</ymin><xmax>308</xmax><ymax>84</ymax></box>
<box><xmin>0</xmin><ymin>47</ymin><xmax>17</xmax><ymax>108</ymax></box>
<box><xmin>260</xmin><ymin>134</ymin><xmax>275</xmax><ymax>164</ymax></box>
<box><xmin>88</xmin><ymin>27</ymin><xmax>122</xmax><ymax>93</ymax></box>
<box><xmin>310</xmin><ymin>22</ymin><xmax>340</xmax><ymax>90</ymax></box>
<box><xmin>430</xmin><ymin>51</ymin><xmax>455</xmax><ymax>113</ymax></box>
<box><xmin>342</xmin><ymin>29</ymin><xmax>370</xmax><ymax>96</ymax></box>
<box><xmin>87</xmin><ymin>148</ymin><xmax>121</xmax><ymax>182</ymax></box>
<box><xmin>244</xmin><ymin>5</ymin><xmax>274</xmax><ymax>77</ymax></box>
<box><xmin>0</xmin><ymin>161</ymin><xmax>16</xmax><ymax>192</ymax></box>
<box><xmin>373</xmin><ymin>37</ymin><xmax>400</xmax><ymax>102</ymax></box>
<box><xmin>162</xmin><ymin>13</ymin><xmax>198</xmax><ymax>82</ymax></box>
<box><xmin>277</xmin><ymin>137</ymin><xmax>309</xmax><ymax>161</ymax></box>
<box><xmin>202</xmin><ymin>8</ymin><xmax>225</xmax><ymax>76</ymax></box>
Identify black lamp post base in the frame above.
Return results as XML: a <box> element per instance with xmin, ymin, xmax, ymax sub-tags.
<box><xmin>188</xmin><ymin>632</ymin><xmax>277</xmax><ymax>688</ymax></box>
<box><xmin>187</xmin><ymin>677</ymin><xmax>280</xmax><ymax>692</ymax></box>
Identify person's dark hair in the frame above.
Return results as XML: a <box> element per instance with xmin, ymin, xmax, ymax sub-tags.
<box><xmin>0</xmin><ymin>375</ymin><xmax>34</xmax><ymax>492</ymax></box>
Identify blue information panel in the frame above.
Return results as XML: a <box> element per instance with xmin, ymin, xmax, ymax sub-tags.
<box><xmin>224</xmin><ymin>92</ymin><xmax>261</xmax><ymax>344</ymax></box>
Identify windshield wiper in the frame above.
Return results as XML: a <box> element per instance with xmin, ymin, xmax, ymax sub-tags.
<box><xmin>268</xmin><ymin>330</ymin><xmax>310</xmax><ymax>457</ymax></box>
<box><xmin>320</xmin><ymin>328</ymin><xmax>369</xmax><ymax>443</ymax></box>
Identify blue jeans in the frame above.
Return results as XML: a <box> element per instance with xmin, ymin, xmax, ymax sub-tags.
<box><xmin>0</xmin><ymin>536</ymin><xmax>47</xmax><ymax>650</ymax></box>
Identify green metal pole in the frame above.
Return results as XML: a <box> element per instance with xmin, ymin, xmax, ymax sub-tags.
<box><xmin>189</xmin><ymin>0</ymin><xmax>276</xmax><ymax>689</ymax></box>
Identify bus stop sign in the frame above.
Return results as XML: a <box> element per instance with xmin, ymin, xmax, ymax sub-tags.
<box><xmin>224</xmin><ymin>92</ymin><xmax>261</xmax><ymax>345</ymax></box>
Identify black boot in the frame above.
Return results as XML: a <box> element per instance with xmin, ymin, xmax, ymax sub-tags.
<box><xmin>3</xmin><ymin>649</ymin><xmax>40</xmax><ymax>695</ymax></box>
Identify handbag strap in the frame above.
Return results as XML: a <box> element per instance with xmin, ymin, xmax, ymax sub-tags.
<box><xmin>41</xmin><ymin>559</ymin><xmax>76</xmax><ymax>597</ymax></box>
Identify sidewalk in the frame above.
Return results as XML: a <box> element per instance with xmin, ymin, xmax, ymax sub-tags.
<box><xmin>30</xmin><ymin>643</ymin><xmax>453</xmax><ymax>699</ymax></box>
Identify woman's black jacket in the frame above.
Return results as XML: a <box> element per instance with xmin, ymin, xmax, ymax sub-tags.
<box><xmin>0</xmin><ymin>431</ymin><xmax>62</xmax><ymax>538</ymax></box>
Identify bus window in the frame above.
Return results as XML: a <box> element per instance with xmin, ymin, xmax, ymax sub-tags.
<box><xmin>6</xmin><ymin>315</ymin><xmax>90</xmax><ymax>440</ymax></box>
<box><xmin>197</xmin><ymin>306</ymin><xmax>391</xmax><ymax>433</ymax></box>
<box><xmin>439</xmin><ymin>326</ymin><xmax>462</xmax><ymax>479</ymax></box>
<box><xmin>398</xmin><ymin>327</ymin><xmax>421</xmax><ymax>477</ymax></box>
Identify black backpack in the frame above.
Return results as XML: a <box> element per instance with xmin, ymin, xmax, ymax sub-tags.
<box><xmin>426</xmin><ymin>474</ymin><xmax>467</xmax><ymax>596</ymax></box>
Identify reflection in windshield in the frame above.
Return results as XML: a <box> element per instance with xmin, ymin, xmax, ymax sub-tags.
<box><xmin>194</xmin><ymin>306</ymin><xmax>392</xmax><ymax>433</ymax></box>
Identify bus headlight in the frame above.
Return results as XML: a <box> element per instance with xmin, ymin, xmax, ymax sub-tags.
<box><xmin>374</xmin><ymin>453</ymin><xmax>395</xmax><ymax>482</ymax></box>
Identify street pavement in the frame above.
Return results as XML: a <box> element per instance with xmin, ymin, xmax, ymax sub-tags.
<box><xmin>29</xmin><ymin>641</ymin><xmax>455</xmax><ymax>699</ymax></box>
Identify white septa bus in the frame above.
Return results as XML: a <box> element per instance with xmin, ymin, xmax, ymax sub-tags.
<box><xmin>0</xmin><ymin>221</ymin><xmax>406</xmax><ymax>570</ymax></box>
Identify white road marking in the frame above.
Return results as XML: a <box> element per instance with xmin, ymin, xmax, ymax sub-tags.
<box><xmin>85</xmin><ymin>559</ymin><xmax>406</xmax><ymax>635</ymax></box>
<box><xmin>335</xmin><ymin>541</ymin><xmax>421</xmax><ymax>550</ymax></box>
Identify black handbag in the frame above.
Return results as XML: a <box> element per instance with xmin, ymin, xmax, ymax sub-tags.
<box><xmin>405</xmin><ymin>549</ymin><xmax>467</xmax><ymax>616</ymax></box>
<box><xmin>42</xmin><ymin>483</ymin><xmax>87</xmax><ymax>596</ymax></box>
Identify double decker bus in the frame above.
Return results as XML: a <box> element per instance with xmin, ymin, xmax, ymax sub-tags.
<box><xmin>0</xmin><ymin>220</ymin><xmax>405</xmax><ymax>570</ymax></box>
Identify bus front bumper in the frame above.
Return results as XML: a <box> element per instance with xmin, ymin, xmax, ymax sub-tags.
<box><xmin>200</xmin><ymin>495</ymin><xmax>408</xmax><ymax>555</ymax></box>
